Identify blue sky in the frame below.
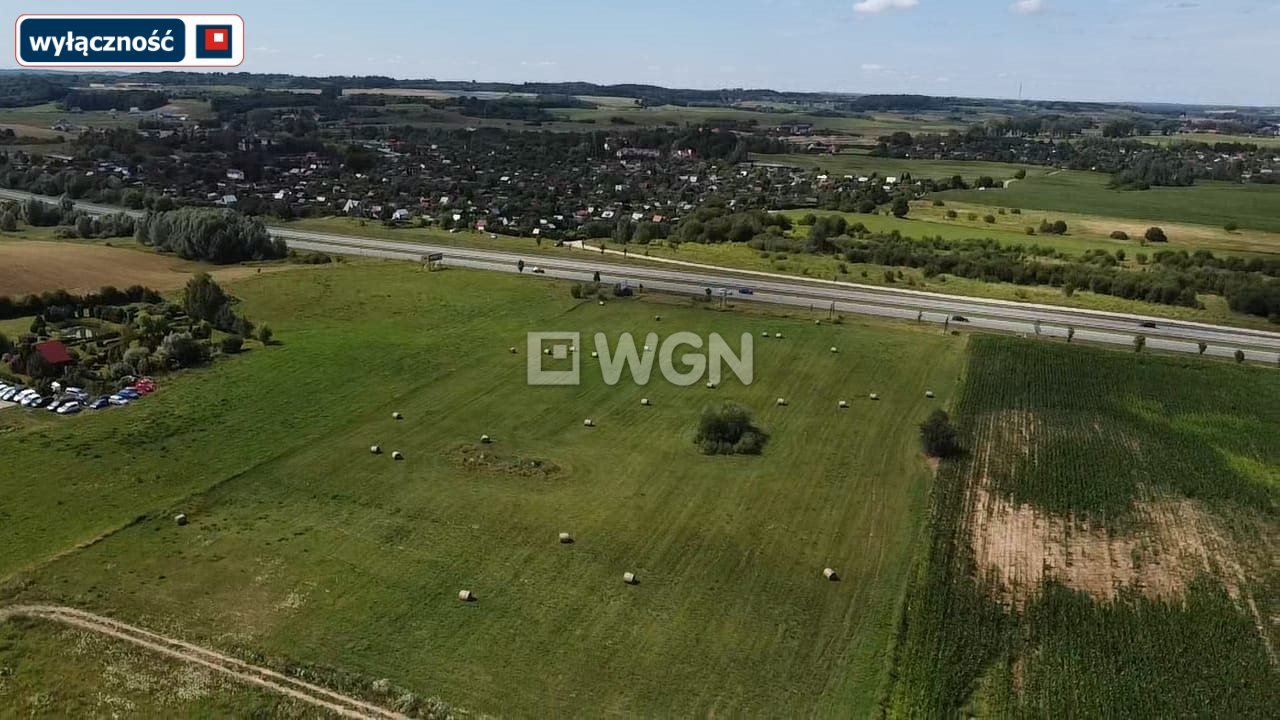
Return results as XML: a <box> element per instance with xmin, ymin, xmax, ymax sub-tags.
<box><xmin>8</xmin><ymin>0</ymin><xmax>1279</xmax><ymax>105</ymax></box>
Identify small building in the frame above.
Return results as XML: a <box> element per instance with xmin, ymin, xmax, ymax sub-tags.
<box><xmin>34</xmin><ymin>340</ymin><xmax>73</xmax><ymax>367</ymax></box>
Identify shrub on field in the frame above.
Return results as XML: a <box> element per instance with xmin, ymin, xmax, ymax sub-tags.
<box><xmin>159</xmin><ymin>331</ymin><xmax>208</xmax><ymax>369</ymax></box>
<box><xmin>0</xmin><ymin>210</ymin><xmax>16</xmax><ymax>231</ymax></box>
<box><xmin>1224</xmin><ymin>221</ymin><xmax>1238</xmax><ymax>233</ymax></box>
<box><xmin>945</xmin><ymin>209</ymin><xmax>958</xmax><ymax>219</ymax></box>
<box><xmin>1144</xmin><ymin>226</ymin><xmax>1168</xmax><ymax>243</ymax></box>
<box><xmin>257</xmin><ymin>324</ymin><xmax>274</xmax><ymax>344</ymax></box>
<box><xmin>932</xmin><ymin>199</ymin><xmax>945</xmax><ymax>207</ymax></box>
<box><xmin>695</xmin><ymin>402</ymin><xmax>768</xmax><ymax>456</ymax></box>
<box><xmin>1110</xmin><ymin>230</ymin><xmax>1130</xmax><ymax>240</ymax></box>
<box><xmin>919</xmin><ymin>410</ymin><xmax>960</xmax><ymax>458</ymax></box>
<box><xmin>983</xmin><ymin>215</ymin><xmax>996</xmax><ymax>224</ymax></box>
<box><xmin>220</xmin><ymin>334</ymin><xmax>244</xmax><ymax>355</ymax></box>
<box><xmin>1010</xmin><ymin>208</ymin><xmax>1022</xmax><ymax>214</ymax></box>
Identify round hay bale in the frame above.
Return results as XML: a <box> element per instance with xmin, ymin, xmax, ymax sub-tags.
<box><xmin>392</xmin><ymin>412</ymin><xmax>403</xmax><ymax>420</ymax></box>
<box><xmin>569</xmin><ymin>345</ymin><xmax>577</xmax><ymax>353</ymax></box>
<box><xmin>591</xmin><ymin>351</ymin><xmax>599</xmax><ymax>358</ymax></box>
<box><xmin>654</xmin><ymin>315</ymin><xmax>662</xmax><ymax>321</ymax></box>
<box><xmin>370</xmin><ymin>445</ymin><xmax>382</xmax><ymax>454</ymax></box>
<box><xmin>869</xmin><ymin>393</ymin><xmax>880</xmax><ymax>401</ymax></box>
<box><xmin>598</xmin><ymin>300</ymin><xmax>605</xmax><ymax>306</ymax></box>
<box><xmin>583</xmin><ymin>418</ymin><xmax>595</xmax><ymax>427</ymax></box>
<box><xmin>776</xmin><ymin>398</ymin><xmax>788</xmax><ymax>406</ymax></box>
<box><xmin>640</xmin><ymin>398</ymin><xmax>651</xmax><ymax>406</ymax></box>
<box><xmin>925</xmin><ymin>391</ymin><xmax>935</xmax><ymax>399</ymax></box>
<box><xmin>480</xmin><ymin>434</ymin><xmax>492</xmax><ymax>444</ymax></box>
<box><xmin>706</xmin><ymin>381</ymin><xmax>716</xmax><ymax>389</ymax></box>
<box><xmin>558</xmin><ymin>532</ymin><xmax>573</xmax><ymax>544</ymax></box>
<box><xmin>392</xmin><ymin>451</ymin><xmax>404</xmax><ymax>460</ymax></box>
<box><xmin>823</xmin><ymin>567</ymin><xmax>839</xmax><ymax>581</ymax></box>
<box><xmin>509</xmin><ymin>346</ymin><xmax>517</xmax><ymax>354</ymax></box>
<box><xmin>815</xmin><ymin>319</ymin><xmax>822</xmax><ymax>325</ymax></box>
<box><xmin>775</xmin><ymin>332</ymin><xmax>783</xmax><ymax>339</ymax></box>
<box><xmin>830</xmin><ymin>346</ymin><xmax>839</xmax><ymax>353</ymax></box>
<box><xmin>174</xmin><ymin>513</ymin><xmax>188</xmax><ymax>526</ymax></box>
<box><xmin>544</xmin><ymin>348</ymin><xmax>552</xmax><ymax>356</ymax></box>
<box><xmin>643</xmin><ymin>345</ymin><xmax>652</xmax><ymax>352</ymax></box>
<box><xmin>838</xmin><ymin>401</ymin><xmax>849</xmax><ymax>409</ymax></box>
<box><xmin>458</xmin><ymin>589</ymin><xmax>474</xmax><ymax>602</ymax></box>
<box><xmin>761</xmin><ymin>331</ymin><xmax>770</xmax><ymax>338</ymax></box>
<box><xmin>623</xmin><ymin>572</ymin><xmax>637</xmax><ymax>585</ymax></box>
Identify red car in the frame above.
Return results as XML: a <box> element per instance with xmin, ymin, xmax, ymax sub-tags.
<box><xmin>132</xmin><ymin>380</ymin><xmax>157</xmax><ymax>394</ymax></box>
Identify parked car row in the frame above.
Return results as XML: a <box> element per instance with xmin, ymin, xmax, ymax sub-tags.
<box><xmin>0</xmin><ymin>377</ymin><xmax>156</xmax><ymax>416</ymax></box>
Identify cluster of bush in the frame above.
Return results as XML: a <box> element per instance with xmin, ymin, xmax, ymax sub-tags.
<box><xmin>695</xmin><ymin>403</ymin><xmax>768</xmax><ymax>456</ymax></box>
<box><xmin>0</xmin><ymin>284</ymin><xmax>162</xmax><ymax>321</ymax></box>
<box><xmin>135</xmin><ymin>207</ymin><xmax>287</xmax><ymax>263</ymax></box>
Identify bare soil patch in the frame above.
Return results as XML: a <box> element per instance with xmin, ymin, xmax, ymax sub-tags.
<box><xmin>964</xmin><ymin>410</ymin><xmax>1271</xmax><ymax>608</ymax></box>
<box><xmin>450</xmin><ymin>443</ymin><xmax>561</xmax><ymax>479</ymax></box>
<box><xmin>0</xmin><ymin>242</ymin><xmax>297</xmax><ymax>297</ymax></box>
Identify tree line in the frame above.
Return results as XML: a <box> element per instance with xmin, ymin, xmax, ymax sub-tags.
<box><xmin>134</xmin><ymin>207</ymin><xmax>287</xmax><ymax>263</ymax></box>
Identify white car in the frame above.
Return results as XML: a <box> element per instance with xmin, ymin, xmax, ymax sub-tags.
<box><xmin>108</xmin><ymin>395</ymin><xmax>130</xmax><ymax>406</ymax></box>
<box><xmin>56</xmin><ymin>402</ymin><xmax>81</xmax><ymax>415</ymax></box>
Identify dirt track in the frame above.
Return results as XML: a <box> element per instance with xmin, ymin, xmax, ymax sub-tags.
<box><xmin>0</xmin><ymin>605</ymin><xmax>408</xmax><ymax>719</ymax></box>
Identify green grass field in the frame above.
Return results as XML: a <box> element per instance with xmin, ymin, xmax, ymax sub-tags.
<box><xmin>753</xmin><ymin>152</ymin><xmax>1048</xmax><ymax>183</ymax></box>
<box><xmin>0</xmin><ymin>617</ymin><xmax>326</xmax><ymax>718</ymax></box>
<box><xmin>0</xmin><ymin>262</ymin><xmax>964</xmax><ymax>717</ymax></box>
<box><xmin>942</xmin><ymin>170</ymin><xmax>1280</xmax><ymax>234</ymax></box>
<box><xmin>885</xmin><ymin>337</ymin><xmax>1280</xmax><ymax>717</ymax></box>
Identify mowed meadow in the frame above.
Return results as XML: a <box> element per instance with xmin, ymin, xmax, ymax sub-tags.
<box><xmin>0</xmin><ymin>262</ymin><xmax>965</xmax><ymax>716</ymax></box>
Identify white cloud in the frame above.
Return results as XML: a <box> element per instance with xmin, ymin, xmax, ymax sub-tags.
<box><xmin>861</xmin><ymin>63</ymin><xmax>884</xmax><ymax>71</ymax></box>
<box><xmin>1011</xmin><ymin>0</ymin><xmax>1045</xmax><ymax>14</ymax></box>
<box><xmin>853</xmin><ymin>0</ymin><xmax>919</xmax><ymax>14</ymax></box>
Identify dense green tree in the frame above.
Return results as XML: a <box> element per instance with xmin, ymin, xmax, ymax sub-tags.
<box><xmin>919</xmin><ymin>410</ymin><xmax>960</xmax><ymax>458</ymax></box>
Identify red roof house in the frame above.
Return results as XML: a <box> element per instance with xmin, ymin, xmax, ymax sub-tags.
<box><xmin>33</xmin><ymin>340</ymin><xmax>73</xmax><ymax>367</ymax></box>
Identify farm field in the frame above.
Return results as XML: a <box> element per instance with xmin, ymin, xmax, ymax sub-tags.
<box><xmin>1139</xmin><ymin>132</ymin><xmax>1280</xmax><ymax>149</ymax></box>
<box><xmin>0</xmin><ymin>261</ymin><xmax>964</xmax><ymax>717</ymax></box>
<box><xmin>0</xmin><ymin>617</ymin><xmax>329</xmax><ymax>718</ymax></box>
<box><xmin>553</xmin><ymin>105</ymin><xmax>969</xmax><ymax>136</ymax></box>
<box><xmin>941</xmin><ymin>170</ymin><xmax>1280</xmax><ymax>234</ymax></box>
<box><xmin>752</xmin><ymin>152</ymin><xmax>1048</xmax><ymax>184</ymax></box>
<box><xmin>903</xmin><ymin>198</ymin><xmax>1280</xmax><ymax>256</ymax></box>
<box><xmin>885</xmin><ymin>337</ymin><xmax>1279</xmax><ymax>717</ymax></box>
<box><xmin>0</xmin><ymin>239</ymin><xmax>304</xmax><ymax>297</ymax></box>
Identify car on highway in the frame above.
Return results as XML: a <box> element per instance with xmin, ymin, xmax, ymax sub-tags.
<box><xmin>530</xmin><ymin>266</ymin><xmax>545</xmax><ymax>274</ymax></box>
<box><xmin>738</xmin><ymin>287</ymin><xmax>754</xmax><ymax>295</ymax></box>
<box><xmin>1138</xmin><ymin>321</ymin><xmax>1158</xmax><ymax>329</ymax></box>
<box><xmin>951</xmin><ymin>315</ymin><xmax>970</xmax><ymax>323</ymax></box>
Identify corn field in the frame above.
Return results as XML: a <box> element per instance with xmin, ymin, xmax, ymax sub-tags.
<box><xmin>883</xmin><ymin>337</ymin><xmax>1279</xmax><ymax>718</ymax></box>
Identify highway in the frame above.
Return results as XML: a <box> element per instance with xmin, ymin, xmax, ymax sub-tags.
<box><xmin>4</xmin><ymin>188</ymin><xmax>1280</xmax><ymax>362</ymax></box>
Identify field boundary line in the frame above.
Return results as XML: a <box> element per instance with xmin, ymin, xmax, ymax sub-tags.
<box><xmin>0</xmin><ymin>605</ymin><xmax>408</xmax><ymax>719</ymax></box>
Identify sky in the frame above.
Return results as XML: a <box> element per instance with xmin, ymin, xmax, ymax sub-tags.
<box><xmin>5</xmin><ymin>0</ymin><xmax>1279</xmax><ymax>106</ymax></box>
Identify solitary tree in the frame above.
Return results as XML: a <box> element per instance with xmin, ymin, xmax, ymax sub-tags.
<box><xmin>1134</xmin><ymin>335</ymin><xmax>1146</xmax><ymax>353</ymax></box>
<box><xmin>1144</xmin><ymin>226</ymin><xmax>1168</xmax><ymax>243</ymax></box>
<box><xmin>592</xmin><ymin>270</ymin><xmax>601</xmax><ymax>283</ymax></box>
<box><xmin>1198</xmin><ymin>341</ymin><xmax>1208</xmax><ymax>355</ymax></box>
<box><xmin>1234</xmin><ymin>349</ymin><xmax>1246</xmax><ymax>364</ymax></box>
<box><xmin>919</xmin><ymin>410</ymin><xmax>960</xmax><ymax>459</ymax></box>
<box><xmin>517</xmin><ymin>259</ymin><xmax>525</xmax><ymax>273</ymax></box>
<box><xmin>1066</xmin><ymin>327</ymin><xmax>1075</xmax><ymax>343</ymax></box>
<box><xmin>891</xmin><ymin>197</ymin><xmax>910</xmax><ymax>219</ymax></box>
<box><xmin>257</xmin><ymin>324</ymin><xmax>274</xmax><ymax>345</ymax></box>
